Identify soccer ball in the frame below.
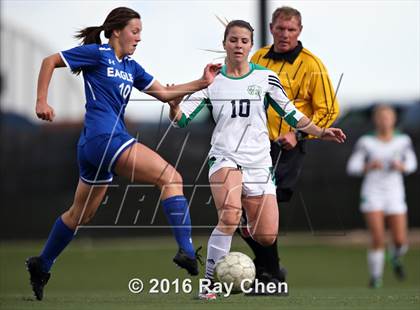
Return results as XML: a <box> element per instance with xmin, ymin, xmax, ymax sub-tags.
<box><xmin>214</xmin><ymin>252</ymin><xmax>256</xmax><ymax>293</ymax></box>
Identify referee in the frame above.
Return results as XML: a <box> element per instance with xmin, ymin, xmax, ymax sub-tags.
<box><xmin>240</xmin><ymin>6</ymin><xmax>340</xmax><ymax>290</ymax></box>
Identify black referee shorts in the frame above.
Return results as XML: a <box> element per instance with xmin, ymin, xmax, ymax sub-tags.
<box><xmin>270</xmin><ymin>140</ymin><xmax>306</xmax><ymax>203</ymax></box>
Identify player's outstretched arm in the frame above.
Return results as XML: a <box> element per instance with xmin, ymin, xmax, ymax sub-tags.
<box><xmin>266</xmin><ymin>71</ymin><xmax>343</xmax><ymax>143</ymax></box>
<box><xmin>165</xmin><ymin>83</ymin><xmax>184</xmax><ymax>123</ymax></box>
<box><xmin>35</xmin><ymin>53</ymin><xmax>66</xmax><ymax>122</ymax></box>
<box><xmin>168</xmin><ymin>99</ymin><xmax>183</xmax><ymax>123</ymax></box>
<box><xmin>320</xmin><ymin>127</ymin><xmax>347</xmax><ymax>143</ymax></box>
<box><xmin>296</xmin><ymin>116</ymin><xmax>346</xmax><ymax>143</ymax></box>
<box><xmin>145</xmin><ymin>63</ymin><xmax>221</xmax><ymax>102</ymax></box>
<box><xmin>169</xmin><ymin>106</ymin><xmax>182</xmax><ymax>123</ymax></box>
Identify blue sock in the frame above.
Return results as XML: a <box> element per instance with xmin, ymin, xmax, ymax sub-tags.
<box><xmin>162</xmin><ymin>195</ymin><xmax>195</xmax><ymax>258</ymax></box>
<box><xmin>39</xmin><ymin>217</ymin><xmax>75</xmax><ymax>272</ymax></box>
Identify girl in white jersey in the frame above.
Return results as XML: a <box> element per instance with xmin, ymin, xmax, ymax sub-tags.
<box><xmin>347</xmin><ymin>105</ymin><xmax>417</xmax><ymax>288</ymax></box>
<box><xmin>169</xmin><ymin>20</ymin><xmax>346</xmax><ymax>299</ymax></box>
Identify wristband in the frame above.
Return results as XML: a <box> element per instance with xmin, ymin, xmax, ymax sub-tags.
<box><xmin>295</xmin><ymin>131</ymin><xmax>308</xmax><ymax>141</ymax></box>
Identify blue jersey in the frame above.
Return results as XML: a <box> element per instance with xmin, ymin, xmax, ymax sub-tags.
<box><xmin>60</xmin><ymin>43</ymin><xmax>154</xmax><ymax>143</ymax></box>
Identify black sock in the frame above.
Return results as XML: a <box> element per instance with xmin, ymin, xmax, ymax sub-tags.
<box><xmin>262</xmin><ymin>240</ymin><xmax>281</xmax><ymax>278</ymax></box>
<box><xmin>238</xmin><ymin>228</ymin><xmax>282</xmax><ymax>278</ymax></box>
<box><xmin>238</xmin><ymin>230</ymin><xmax>265</xmax><ymax>268</ymax></box>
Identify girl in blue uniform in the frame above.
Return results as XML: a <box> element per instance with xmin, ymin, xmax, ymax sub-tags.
<box><xmin>27</xmin><ymin>7</ymin><xmax>221</xmax><ymax>300</ymax></box>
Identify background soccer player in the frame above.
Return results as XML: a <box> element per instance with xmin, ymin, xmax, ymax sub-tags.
<box><xmin>347</xmin><ymin>105</ymin><xmax>417</xmax><ymax>288</ymax></box>
<box><xmin>239</xmin><ymin>6</ymin><xmax>341</xmax><ymax>288</ymax></box>
<box><xmin>26</xmin><ymin>7</ymin><xmax>221</xmax><ymax>301</ymax></box>
<box><xmin>169</xmin><ymin>20</ymin><xmax>345</xmax><ymax>300</ymax></box>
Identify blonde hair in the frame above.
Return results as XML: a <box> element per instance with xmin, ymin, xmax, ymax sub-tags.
<box><xmin>272</xmin><ymin>6</ymin><xmax>302</xmax><ymax>26</ymax></box>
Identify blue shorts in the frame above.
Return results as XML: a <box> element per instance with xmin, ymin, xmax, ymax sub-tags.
<box><xmin>77</xmin><ymin>132</ymin><xmax>136</xmax><ymax>185</ymax></box>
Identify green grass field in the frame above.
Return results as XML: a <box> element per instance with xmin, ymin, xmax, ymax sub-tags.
<box><xmin>1</xmin><ymin>236</ymin><xmax>419</xmax><ymax>310</ymax></box>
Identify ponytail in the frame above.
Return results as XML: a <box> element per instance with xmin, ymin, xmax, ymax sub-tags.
<box><xmin>74</xmin><ymin>25</ymin><xmax>104</xmax><ymax>45</ymax></box>
<box><xmin>71</xmin><ymin>26</ymin><xmax>103</xmax><ymax>75</ymax></box>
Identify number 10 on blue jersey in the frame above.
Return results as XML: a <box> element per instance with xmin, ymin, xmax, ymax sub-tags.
<box><xmin>119</xmin><ymin>83</ymin><xmax>132</xmax><ymax>99</ymax></box>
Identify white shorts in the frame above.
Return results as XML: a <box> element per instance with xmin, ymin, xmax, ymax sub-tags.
<box><xmin>208</xmin><ymin>156</ymin><xmax>276</xmax><ymax>197</ymax></box>
<box><xmin>360</xmin><ymin>194</ymin><xmax>407</xmax><ymax>215</ymax></box>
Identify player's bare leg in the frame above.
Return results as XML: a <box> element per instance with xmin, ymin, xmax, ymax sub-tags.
<box><xmin>115</xmin><ymin>142</ymin><xmax>183</xmax><ymax>198</ymax></box>
<box><xmin>62</xmin><ymin>180</ymin><xmax>109</xmax><ymax>229</ymax></box>
<box><xmin>241</xmin><ymin>194</ymin><xmax>284</xmax><ymax>295</ymax></box>
<box><xmin>200</xmin><ymin>167</ymin><xmax>242</xmax><ymax>299</ymax></box>
<box><xmin>115</xmin><ymin>142</ymin><xmax>200</xmax><ymax>275</ymax></box>
<box><xmin>210</xmin><ymin>167</ymin><xmax>243</xmax><ymax>234</ymax></box>
<box><xmin>242</xmin><ymin>194</ymin><xmax>278</xmax><ymax>246</ymax></box>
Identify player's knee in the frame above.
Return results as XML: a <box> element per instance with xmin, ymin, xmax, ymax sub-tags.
<box><xmin>371</xmin><ymin>238</ymin><xmax>385</xmax><ymax>249</ymax></box>
<box><xmin>220</xmin><ymin>214</ymin><xmax>240</xmax><ymax>227</ymax></box>
<box><xmin>219</xmin><ymin>207</ymin><xmax>242</xmax><ymax>232</ymax></box>
<box><xmin>393</xmin><ymin>240</ymin><xmax>406</xmax><ymax>249</ymax></box>
<box><xmin>160</xmin><ymin>166</ymin><xmax>183</xmax><ymax>186</ymax></box>
<box><xmin>253</xmin><ymin>234</ymin><xmax>276</xmax><ymax>246</ymax></box>
<box><xmin>171</xmin><ymin>169</ymin><xmax>183</xmax><ymax>184</ymax></box>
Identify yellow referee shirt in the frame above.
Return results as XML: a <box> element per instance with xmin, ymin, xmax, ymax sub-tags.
<box><xmin>251</xmin><ymin>42</ymin><xmax>339</xmax><ymax>141</ymax></box>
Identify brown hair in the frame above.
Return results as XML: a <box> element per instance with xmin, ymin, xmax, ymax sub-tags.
<box><xmin>223</xmin><ymin>20</ymin><xmax>254</xmax><ymax>44</ymax></box>
<box><xmin>271</xmin><ymin>6</ymin><xmax>302</xmax><ymax>26</ymax></box>
<box><xmin>72</xmin><ymin>7</ymin><xmax>140</xmax><ymax>74</ymax></box>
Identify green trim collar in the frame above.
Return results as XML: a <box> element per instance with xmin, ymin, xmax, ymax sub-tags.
<box><xmin>221</xmin><ymin>63</ymin><xmax>256</xmax><ymax>80</ymax></box>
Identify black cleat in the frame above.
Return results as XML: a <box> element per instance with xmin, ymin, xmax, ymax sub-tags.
<box><xmin>26</xmin><ymin>257</ymin><xmax>50</xmax><ymax>300</ymax></box>
<box><xmin>391</xmin><ymin>257</ymin><xmax>406</xmax><ymax>280</ymax></box>
<box><xmin>275</xmin><ymin>265</ymin><xmax>288</xmax><ymax>283</ymax></box>
<box><xmin>173</xmin><ymin>246</ymin><xmax>203</xmax><ymax>276</ymax></box>
<box><xmin>245</xmin><ymin>263</ymin><xmax>288</xmax><ymax>296</ymax></box>
<box><xmin>245</xmin><ymin>273</ymin><xmax>288</xmax><ymax>296</ymax></box>
<box><xmin>254</xmin><ymin>259</ymin><xmax>287</xmax><ymax>282</ymax></box>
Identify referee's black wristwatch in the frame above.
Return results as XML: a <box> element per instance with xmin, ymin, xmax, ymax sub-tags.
<box><xmin>295</xmin><ymin>130</ymin><xmax>308</xmax><ymax>141</ymax></box>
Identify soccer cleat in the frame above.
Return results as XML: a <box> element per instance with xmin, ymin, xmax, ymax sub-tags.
<box><xmin>25</xmin><ymin>256</ymin><xmax>51</xmax><ymax>300</ymax></box>
<box><xmin>391</xmin><ymin>257</ymin><xmax>406</xmax><ymax>280</ymax></box>
<box><xmin>246</xmin><ymin>260</ymin><xmax>288</xmax><ymax>295</ymax></box>
<box><xmin>254</xmin><ymin>259</ymin><xmax>287</xmax><ymax>283</ymax></box>
<box><xmin>198</xmin><ymin>291</ymin><xmax>217</xmax><ymax>300</ymax></box>
<box><xmin>369</xmin><ymin>277</ymin><xmax>383</xmax><ymax>289</ymax></box>
<box><xmin>276</xmin><ymin>265</ymin><xmax>288</xmax><ymax>283</ymax></box>
<box><xmin>245</xmin><ymin>273</ymin><xmax>287</xmax><ymax>296</ymax></box>
<box><xmin>245</xmin><ymin>268</ymin><xmax>288</xmax><ymax>296</ymax></box>
<box><xmin>198</xmin><ymin>280</ymin><xmax>217</xmax><ymax>300</ymax></box>
<box><xmin>173</xmin><ymin>246</ymin><xmax>203</xmax><ymax>276</ymax></box>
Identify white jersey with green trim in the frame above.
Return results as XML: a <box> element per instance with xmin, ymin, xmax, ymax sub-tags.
<box><xmin>347</xmin><ymin>132</ymin><xmax>417</xmax><ymax>199</ymax></box>
<box><xmin>175</xmin><ymin>63</ymin><xmax>304</xmax><ymax>167</ymax></box>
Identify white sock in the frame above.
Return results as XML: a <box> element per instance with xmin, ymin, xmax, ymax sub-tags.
<box><xmin>367</xmin><ymin>249</ymin><xmax>385</xmax><ymax>279</ymax></box>
<box><xmin>205</xmin><ymin>228</ymin><xmax>232</xmax><ymax>280</ymax></box>
<box><xmin>389</xmin><ymin>244</ymin><xmax>408</xmax><ymax>259</ymax></box>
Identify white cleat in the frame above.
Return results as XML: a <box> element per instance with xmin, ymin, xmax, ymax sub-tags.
<box><xmin>198</xmin><ymin>291</ymin><xmax>217</xmax><ymax>300</ymax></box>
